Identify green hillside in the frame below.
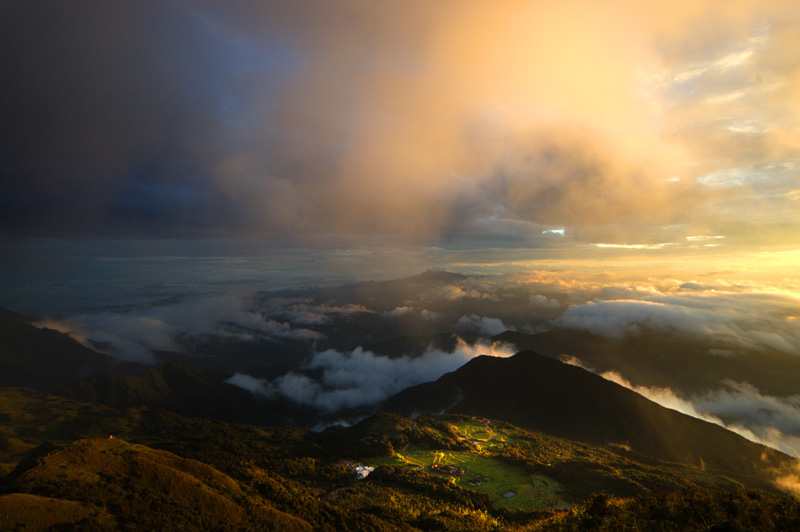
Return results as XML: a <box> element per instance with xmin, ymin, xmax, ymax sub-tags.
<box><xmin>322</xmin><ymin>413</ymin><xmax>759</xmax><ymax>506</ymax></box>
<box><xmin>383</xmin><ymin>351</ymin><xmax>795</xmax><ymax>485</ymax></box>
<box><xmin>2</xmin><ymin>437</ymin><xmax>310</xmax><ymax>531</ymax></box>
<box><xmin>2</xmin><ymin>387</ymin><xmax>800</xmax><ymax>531</ymax></box>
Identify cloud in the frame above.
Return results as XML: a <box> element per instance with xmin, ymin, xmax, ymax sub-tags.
<box><xmin>771</xmin><ymin>462</ymin><xmax>800</xmax><ymax>498</ymax></box>
<box><xmin>579</xmin><ymin>363</ymin><xmax>800</xmax><ymax>458</ymax></box>
<box><xmin>29</xmin><ymin>264</ymin><xmax>800</xmax><ymax>465</ymax></box>
<box><xmin>693</xmin><ymin>381</ymin><xmax>800</xmax><ymax>445</ymax></box>
<box><xmin>559</xmin><ymin>354</ymin><xmax>590</xmax><ymax>369</ymax></box>
<box><xmin>557</xmin><ymin>292</ymin><xmax>800</xmax><ymax>355</ymax></box>
<box><xmin>599</xmin><ymin>369</ymin><xmax>716</xmax><ymax>422</ymax></box>
<box><xmin>385</xmin><ymin>306</ymin><xmax>415</xmax><ymax>318</ymax></box>
<box><xmin>225</xmin><ymin>372</ymin><xmax>271</xmax><ymax>396</ymax></box>
<box><xmin>589</xmin><ymin>344</ymin><xmax>800</xmax><ymax>495</ymax></box>
<box><xmin>529</xmin><ymin>295</ymin><xmax>561</xmax><ymax>309</ymax></box>
<box><xmin>420</xmin><ymin>309</ymin><xmax>440</xmax><ymax>321</ymax></box>
<box><xmin>36</xmin><ymin>291</ymin><xmax>324</xmax><ymax>362</ymax></box>
<box><xmin>33</xmin><ymin>318</ymin><xmax>89</xmax><ymax>344</ymax></box>
<box><xmin>274</xmin><ymin>302</ymin><xmax>373</xmax><ymax>327</ymax></box>
<box><xmin>6</xmin><ymin>1</ymin><xmax>799</xmax><ymax>249</ymax></box>
<box><xmin>456</xmin><ymin>314</ymin><xmax>515</xmax><ymax>336</ymax></box>
<box><xmin>54</xmin><ymin>269</ymin><xmax>798</xmax><ymax>366</ymax></box>
<box><xmin>421</xmin><ymin>278</ymin><xmax>509</xmax><ymax>302</ymax></box>
<box><xmin>226</xmin><ymin>338</ymin><xmax>516</xmax><ymax>411</ymax></box>
<box><xmin>0</xmin><ymin>1</ymin><xmax>234</xmax><ymax>235</ymax></box>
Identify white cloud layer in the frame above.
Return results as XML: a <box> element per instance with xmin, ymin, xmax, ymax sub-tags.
<box><xmin>35</xmin><ymin>292</ymin><xmax>326</xmax><ymax>362</ymax></box>
<box><xmin>31</xmin><ymin>266</ymin><xmax>800</xmax><ymax>486</ymax></box>
<box><xmin>456</xmin><ymin>314</ymin><xmax>516</xmax><ymax>336</ymax></box>
<box><xmin>573</xmin><ymin>362</ymin><xmax>800</xmax><ymax>458</ymax></box>
<box><xmin>557</xmin><ymin>292</ymin><xmax>800</xmax><ymax>355</ymax></box>
<box><xmin>226</xmin><ymin>339</ymin><xmax>516</xmax><ymax>411</ymax></box>
<box><xmin>386</xmin><ymin>306</ymin><xmax>415</xmax><ymax>317</ymax></box>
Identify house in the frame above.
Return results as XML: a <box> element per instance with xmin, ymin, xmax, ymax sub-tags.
<box><xmin>349</xmin><ymin>464</ymin><xmax>375</xmax><ymax>480</ymax></box>
<box><xmin>430</xmin><ymin>464</ymin><xmax>465</xmax><ymax>476</ymax></box>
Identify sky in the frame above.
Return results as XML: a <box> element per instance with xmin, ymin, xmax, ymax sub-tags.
<box><xmin>2</xmin><ymin>0</ymin><xmax>799</xmax><ymax>255</ymax></box>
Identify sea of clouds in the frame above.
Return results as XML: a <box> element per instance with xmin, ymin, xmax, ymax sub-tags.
<box><xmin>35</xmin><ymin>270</ymin><xmax>800</xmax><ymax>455</ymax></box>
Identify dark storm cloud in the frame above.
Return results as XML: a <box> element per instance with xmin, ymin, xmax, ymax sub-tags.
<box><xmin>3</xmin><ymin>1</ymin><xmax>799</xmax><ymax>248</ymax></box>
<box><xmin>0</xmin><ymin>1</ymin><xmax>266</xmax><ymax>235</ymax></box>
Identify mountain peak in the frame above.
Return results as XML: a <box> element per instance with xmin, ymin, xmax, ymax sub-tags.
<box><xmin>383</xmin><ymin>349</ymin><xmax>791</xmax><ymax>481</ymax></box>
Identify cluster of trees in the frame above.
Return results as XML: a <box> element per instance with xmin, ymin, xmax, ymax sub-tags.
<box><xmin>315</xmin><ymin>413</ymin><xmax>482</xmax><ymax>460</ymax></box>
<box><xmin>533</xmin><ymin>490</ymin><xmax>800</xmax><ymax>532</ymax></box>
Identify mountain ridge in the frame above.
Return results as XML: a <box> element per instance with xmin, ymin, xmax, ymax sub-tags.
<box><xmin>382</xmin><ymin>350</ymin><xmax>793</xmax><ymax>482</ymax></box>
<box><xmin>0</xmin><ymin>308</ymin><xmax>136</xmax><ymax>392</ymax></box>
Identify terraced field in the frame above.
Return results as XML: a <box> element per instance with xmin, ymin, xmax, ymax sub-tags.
<box><xmin>366</xmin><ymin>417</ymin><xmax>571</xmax><ymax>510</ymax></box>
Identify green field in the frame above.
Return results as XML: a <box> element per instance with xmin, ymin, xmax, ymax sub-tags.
<box><xmin>366</xmin><ymin>417</ymin><xmax>570</xmax><ymax>510</ymax></box>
